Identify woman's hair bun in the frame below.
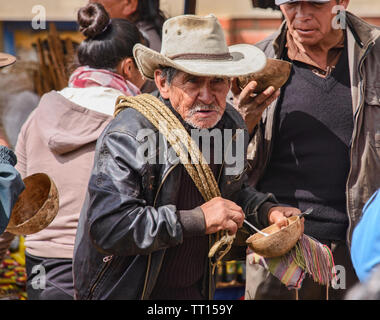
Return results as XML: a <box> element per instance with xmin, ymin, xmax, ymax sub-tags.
<box><xmin>77</xmin><ymin>3</ymin><xmax>110</xmax><ymax>39</ymax></box>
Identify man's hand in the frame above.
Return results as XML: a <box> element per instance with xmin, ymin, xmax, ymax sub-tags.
<box><xmin>232</xmin><ymin>80</ymin><xmax>280</xmax><ymax>135</ymax></box>
<box><xmin>268</xmin><ymin>206</ymin><xmax>304</xmax><ymax>234</ymax></box>
<box><xmin>200</xmin><ymin>197</ymin><xmax>245</xmax><ymax>235</ymax></box>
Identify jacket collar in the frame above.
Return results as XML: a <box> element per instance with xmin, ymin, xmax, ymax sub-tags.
<box><xmin>345</xmin><ymin>12</ymin><xmax>380</xmax><ymax>49</ymax></box>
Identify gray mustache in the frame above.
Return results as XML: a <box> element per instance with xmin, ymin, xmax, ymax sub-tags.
<box><xmin>187</xmin><ymin>103</ymin><xmax>221</xmax><ymax>117</ymax></box>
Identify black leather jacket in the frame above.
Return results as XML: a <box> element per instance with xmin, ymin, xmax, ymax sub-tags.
<box><xmin>73</xmin><ymin>96</ymin><xmax>277</xmax><ymax>300</ymax></box>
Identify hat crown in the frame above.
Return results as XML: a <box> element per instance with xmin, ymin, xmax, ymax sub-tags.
<box><xmin>160</xmin><ymin>14</ymin><xmax>229</xmax><ymax>58</ymax></box>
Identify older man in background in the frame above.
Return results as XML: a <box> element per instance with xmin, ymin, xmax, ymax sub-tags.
<box><xmin>238</xmin><ymin>0</ymin><xmax>380</xmax><ymax>299</ymax></box>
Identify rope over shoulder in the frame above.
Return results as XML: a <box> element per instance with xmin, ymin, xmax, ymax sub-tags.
<box><xmin>114</xmin><ymin>94</ymin><xmax>235</xmax><ymax>269</ymax></box>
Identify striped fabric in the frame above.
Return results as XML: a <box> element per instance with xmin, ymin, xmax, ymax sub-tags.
<box><xmin>247</xmin><ymin>234</ymin><xmax>335</xmax><ymax>290</ymax></box>
<box><xmin>68</xmin><ymin>66</ymin><xmax>141</xmax><ymax>97</ymax></box>
<box><xmin>248</xmin><ymin>248</ymin><xmax>306</xmax><ymax>290</ymax></box>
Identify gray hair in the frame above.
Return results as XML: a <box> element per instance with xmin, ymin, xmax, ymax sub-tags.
<box><xmin>158</xmin><ymin>66</ymin><xmax>180</xmax><ymax>85</ymax></box>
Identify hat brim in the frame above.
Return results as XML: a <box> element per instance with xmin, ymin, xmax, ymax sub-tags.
<box><xmin>0</xmin><ymin>53</ymin><xmax>16</xmax><ymax>68</ymax></box>
<box><xmin>133</xmin><ymin>43</ymin><xmax>267</xmax><ymax>80</ymax></box>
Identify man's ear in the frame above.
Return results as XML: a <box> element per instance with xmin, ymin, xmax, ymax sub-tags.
<box><xmin>122</xmin><ymin>0</ymin><xmax>138</xmax><ymax>17</ymax></box>
<box><xmin>154</xmin><ymin>70</ymin><xmax>170</xmax><ymax>99</ymax></box>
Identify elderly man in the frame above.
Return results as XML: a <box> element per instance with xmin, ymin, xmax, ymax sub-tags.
<box><xmin>73</xmin><ymin>14</ymin><xmax>301</xmax><ymax>300</ymax></box>
<box><xmin>239</xmin><ymin>0</ymin><xmax>380</xmax><ymax>299</ymax></box>
<box><xmin>0</xmin><ymin>52</ymin><xmax>24</xmax><ymax>244</ymax></box>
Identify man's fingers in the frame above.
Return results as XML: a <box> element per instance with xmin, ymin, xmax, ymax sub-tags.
<box><xmin>282</xmin><ymin>208</ymin><xmax>301</xmax><ymax>217</ymax></box>
<box><xmin>228</xmin><ymin>210</ymin><xmax>244</xmax><ymax>228</ymax></box>
<box><xmin>238</xmin><ymin>81</ymin><xmax>258</xmax><ymax>103</ymax></box>
<box><xmin>219</xmin><ymin>199</ymin><xmax>244</xmax><ymax>228</ymax></box>
<box><xmin>225</xmin><ymin>201</ymin><xmax>245</xmax><ymax>228</ymax></box>
<box><xmin>267</xmin><ymin>89</ymin><xmax>281</xmax><ymax>105</ymax></box>
<box><xmin>275</xmin><ymin>216</ymin><xmax>289</xmax><ymax>229</ymax></box>
<box><xmin>202</xmin><ymin>197</ymin><xmax>245</xmax><ymax>235</ymax></box>
<box><xmin>223</xmin><ymin>198</ymin><xmax>243</xmax><ymax>211</ymax></box>
<box><xmin>254</xmin><ymin>86</ymin><xmax>276</xmax><ymax>105</ymax></box>
<box><xmin>238</xmin><ymin>84</ymin><xmax>280</xmax><ymax>114</ymax></box>
<box><xmin>225</xmin><ymin>220</ymin><xmax>238</xmax><ymax>235</ymax></box>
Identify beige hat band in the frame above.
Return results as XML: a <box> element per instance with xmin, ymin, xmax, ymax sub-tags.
<box><xmin>169</xmin><ymin>52</ymin><xmax>233</xmax><ymax>61</ymax></box>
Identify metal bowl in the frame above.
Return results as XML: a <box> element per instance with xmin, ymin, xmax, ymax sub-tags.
<box><xmin>246</xmin><ymin>216</ymin><xmax>302</xmax><ymax>258</ymax></box>
<box><xmin>6</xmin><ymin>173</ymin><xmax>59</xmax><ymax>235</ymax></box>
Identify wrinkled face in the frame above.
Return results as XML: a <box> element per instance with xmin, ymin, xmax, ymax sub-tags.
<box><xmin>280</xmin><ymin>0</ymin><xmax>349</xmax><ymax>46</ymax></box>
<box><xmin>156</xmin><ymin>70</ymin><xmax>231</xmax><ymax>129</ymax></box>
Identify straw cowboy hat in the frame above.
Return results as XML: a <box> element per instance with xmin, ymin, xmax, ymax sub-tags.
<box><xmin>133</xmin><ymin>14</ymin><xmax>267</xmax><ymax>80</ymax></box>
<box><xmin>0</xmin><ymin>52</ymin><xmax>16</xmax><ymax>68</ymax></box>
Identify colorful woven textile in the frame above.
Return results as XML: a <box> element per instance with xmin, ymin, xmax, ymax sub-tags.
<box><xmin>0</xmin><ymin>237</ymin><xmax>27</xmax><ymax>300</ymax></box>
<box><xmin>247</xmin><ymin>234</ymin><xmax>335</xmax><ymax>290</ymax></box>
<box><xmin>248</xmin><ymin>248</ymin><xmax>306</xmax><ymax>290</ymax></box>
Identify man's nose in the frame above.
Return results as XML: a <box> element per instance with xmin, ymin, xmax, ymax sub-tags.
<box><xmin>295</xmin><ymin>3</ymin><xmax>313</xmax><ymax>20</ymax></box>
<box><xmin>198</xmin><ymin>83</ymin><xmax>215</xmax><ymax>105</ymax></box>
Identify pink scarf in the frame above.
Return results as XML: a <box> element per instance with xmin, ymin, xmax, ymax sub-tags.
<box><xmin>68</xmin><ymin>66</ymin><xmax>141</xmax><ymax>96</ymax></box>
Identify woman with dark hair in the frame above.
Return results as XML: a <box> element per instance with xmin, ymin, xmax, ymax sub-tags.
<box><xmin>0</xmin><ymin>3</ymin><xmax>145</xmax><ymax>300</ymax></box>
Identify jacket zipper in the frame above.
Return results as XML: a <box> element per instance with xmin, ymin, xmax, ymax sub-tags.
<box><xmin>88</xmin><ymin>255</ymin><xmax>113</xmax><ymax>299</ymax></box>
<box><xmin>140</xmin><ymin>163</ymin><xmax>179</xmax><ymax>300</ymax></box>
<box><xmin>345</xmin><ymin>41</ymin><xmax>374</xmax><ymax>249</ymax></box>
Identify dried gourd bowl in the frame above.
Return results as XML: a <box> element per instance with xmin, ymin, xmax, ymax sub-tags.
<box><xmin>237</xmin><ymin>58</ymin><xmax>292</xmax><ymax>93</ymax></box>
<box><xmin>6</xmin><ymin>173</ymin><xmax>59</xmax><ymax>235</ymax></box>
<box><xmin>246</xmin><ymin>216</ymin><xmax>302</xmax><ymax>258</ymax></box>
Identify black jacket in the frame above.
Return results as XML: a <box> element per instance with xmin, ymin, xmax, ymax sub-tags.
<box><xmin>73</xmin><ymin>96</ymin><xmax>277</xmax><ymax>300</ymax></box>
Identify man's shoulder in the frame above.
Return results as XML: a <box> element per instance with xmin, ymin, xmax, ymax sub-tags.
<box><xmin>254</xmin><ymin>23</ymin><xmax>285</xmax><ymax>57</ymax></box>
<box><xmin>255</xmin><ymin>33</ymin><xmax>277</xmax><ymax>51</ymax></box>
<box><xmin>346</xmin><ymin>12</ymin><xmax>380</xmax><ymax>47</ymax></box>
